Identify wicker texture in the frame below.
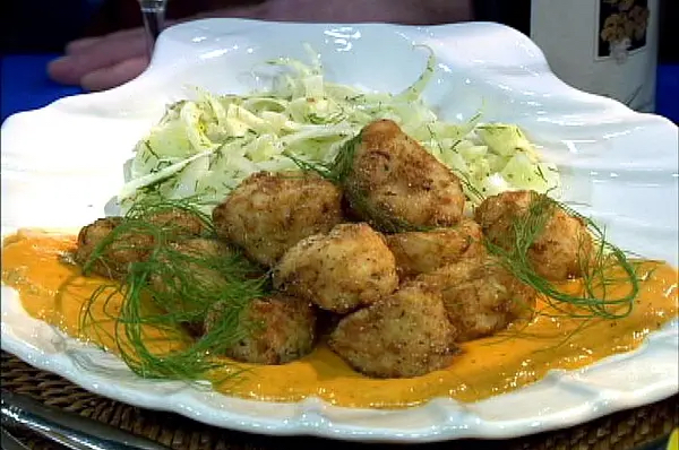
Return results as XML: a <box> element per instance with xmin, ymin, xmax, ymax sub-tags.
<box><xmin>1</xmin><ymin>351</ymin><xmax>677</xmax><ymax>450</ymax></box>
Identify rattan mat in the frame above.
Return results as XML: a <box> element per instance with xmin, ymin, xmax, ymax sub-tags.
<box><xmin>1</xmin><ymin>351</ymin><xmax>677</xmax><ymax>450</ymax></box>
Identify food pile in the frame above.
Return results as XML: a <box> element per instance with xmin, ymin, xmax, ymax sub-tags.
<box><xmin>119</xmin><ymin>49</ymin><xmax>559</xmax><ymax>213</ymax></box>
<box><xmin>75</xmin><ymin>119</ymin><xmax>595</xmax><ymax>380</ymax></box>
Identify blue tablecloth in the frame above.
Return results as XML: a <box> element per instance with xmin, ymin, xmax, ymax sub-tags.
<box><xmin>1</xmin><ymin>54</ymin><xmax>677</xmax><ymax>124</ymax></box>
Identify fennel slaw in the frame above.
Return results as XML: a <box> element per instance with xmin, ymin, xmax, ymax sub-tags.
<box><xmin>120</xmin><ymin>46</ymin><xmax>559</xmax><ymax>211</ymax></box>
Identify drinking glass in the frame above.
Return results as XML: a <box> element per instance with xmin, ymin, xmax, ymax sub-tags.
<box><xmin>138</xmin><ymin>0</ymin><xmax>169</xmax><ymax>59</ymax></box>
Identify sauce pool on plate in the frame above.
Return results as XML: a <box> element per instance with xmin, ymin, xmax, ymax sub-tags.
<box><xmin>2</xmin><ymin>230</ymin><xmax>678</xmax><ymax>409</ymax></box>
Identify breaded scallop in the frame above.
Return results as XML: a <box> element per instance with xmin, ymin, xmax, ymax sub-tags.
<box><xmin>166</xmin><ymin>237</ymin><xmax>261</xmax><ymax>281</ymax></box>
<box><xmin>342</xmin><ymin>119</ymin><xmax>466</xmax><ymax>232</ymax></box>
<box><xmin>416</xmin><ymin>256</ymin><xmax>536</xmax><ymax>342</ymax></box>
<box><xmin>386</xmin><ymin>219</ymin><xmax>484</xmax><ymax>279</ymax></box>
<box><xmin>273</xmin><ymin>223</ymin><xmax>399</xmax><ymax>314</ymax></box>
<box><xmin>328</xmin><ymin>282</ymin><xmax>458</xmax><ymax>378</ymax></box>
<box><xmin>474</xmin><ymin>190</ymin><xmax>593</xmax><ymax>280</ymax></box>
<box><xmin>75</xmin><ymin>207</ymin><xmax>211</xmax><ymax>279</ymax></box>
<box><xmin>149</xmin><ymin>238</ymin><xmax>242</xmax><ymax>315</ymax></box>
<box><xmin>205</xmin><ymin>294</ymin><xmax>316</xmax><ymax>365</ymax></box>
<box><xmin>75</xmin><ymin>217</ymin><xmax>151</xmax><ymax>279</ymax></box>
<box><xmin>212</xmin><ymin>171</ymin><xmax>343</xmax><ymax>267</ymax></box>
<box><xmin>142</xmin><ymin>208</ymin><xmax>209</xmax><ymax>237</ymax></box>
<box><xmin>158</xmin><ymin>238</ymin><xmax>233</xmax><ymax>287</ymax></box>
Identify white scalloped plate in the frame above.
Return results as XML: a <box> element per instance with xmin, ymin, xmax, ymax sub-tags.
<box><xmin>1</xmin><ymin>19</ymin><xmax>678</xmax><ymax>443</ymax></box>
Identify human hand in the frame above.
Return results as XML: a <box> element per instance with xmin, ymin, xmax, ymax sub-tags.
<box><xmin>48</xmin><ymin>0</ymin><xmax>471</xmax><ymax>92</ymax></box>
<box><xmin>47</xmin><ymin>4</ymin><xmax>266</xmax><ymax>92</ymax></box>
<box><xmin>47</xmin><ymin>27</ymin><xmax>153</xmax><ymax>92</ymax></box>
<box><xmin>47</xmin><ymin>1</ymin><xmax>278</xmax><ymax>92</ymax></box>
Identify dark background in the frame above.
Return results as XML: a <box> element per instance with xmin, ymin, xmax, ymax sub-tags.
<box><xmin>0</xmin><ymin>0</ymin><xmax>260</xmax><ymax>54</ymax></box>
<box><xmin>0</xmin><ymin>0</ymin><xmax>677</xmax><ymax>62</ymax></box>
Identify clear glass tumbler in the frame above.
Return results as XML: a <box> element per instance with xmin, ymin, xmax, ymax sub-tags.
<box><xmin>138</xmin><ymin>0</ymin><xmax>169</xmax><ymax>59</ymax></box>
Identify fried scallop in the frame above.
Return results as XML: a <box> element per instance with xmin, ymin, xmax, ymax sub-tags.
<box><xmin>166</xmin><ymin>237</ymin><xmax>262</xmax><ymax>280</ymax></box>
<box><xmin>273</xmin><ymin>223</ymin><xmax>399</xmax><ymax>314</ymax></box>
<box><xmin>474</xmin><ymin>190</ymin><xmax>593</xmax><ymax>280</ymax></box>
<box><xmin>328</xmin><ymin>282</ymin><xmax>458</xmax><ymax>378</ymax></box>
<box><xmin>149</xmin><ymin>238</ymin><xmax>252</xmax><ymax>316</ymax></box>
<box><xmin>75</xmin><ymin>207</ymin><xmax>211</xmax><ymax>280</ymax></box>
<box><xmin>416</xmin><ymin>256</ymin><xmax>536</xmax><ymax>342</ymax></box>
<box><xmin>386</xmin><ymin>219</ymin><xmax>484</xmax><ymax>279</ymax></box>
<box><xmin>142</xmin><ymin>208</ymin><xmax>209</xmax><ymax>237</ymax></box>
<box><xmin>342</xmin><ymin>119</ymin><xmax>466</xmax><ymax>231</ymax></box>
<box><xmin>205</xmin><ymin>294</ymin><xmax>316</xmax><ymax>365</ymax></box>
<box><xmin>75</xmin><ymin>217</ymin><xmax>151</xmax><ymax>279</ymax></box>
<box><xmin>153</xmin><ymin>237</ymin><xmax>232</xmax><ymax>289</ymax></box>
<box><xmin>212</xmin><ymin>171</ymin><xmax>343</xmax><ymax>267</ymax></box>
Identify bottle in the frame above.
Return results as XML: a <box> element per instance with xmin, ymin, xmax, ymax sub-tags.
<box><xmin>529</xmin><ymin>0</ymin><xmax>660</xmax><ymax>113</ymax></box>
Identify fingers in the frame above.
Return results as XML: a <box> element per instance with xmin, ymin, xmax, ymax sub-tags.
<box><xmin>66</xmin><ymin>27</ymin><xmax>150</xmax><ymax>54</ymax></box>
<box><xmin>65</xmin><ymin>37</ymin><xmax>101</xmax><ymax>54</ymax></box>
<box><xmin>50</xmin><ymin>21</ymin><xmax>186</xmax><ymax>91</ymax></box>
<box><xmin>80</xmin><ymin>56</ymin><xmax>150</xmax><ymax>92</ymax></box>
<box><xmin>48</xmin><ymin>28</ymin><xmax>147</xmax><ymax>86</ymax></box>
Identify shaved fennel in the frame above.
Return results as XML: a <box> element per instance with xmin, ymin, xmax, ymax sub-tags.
<box><xmin>120</xmin><ymin>45</ymin><xmax>559</xmax><ymax>212</ymax></box>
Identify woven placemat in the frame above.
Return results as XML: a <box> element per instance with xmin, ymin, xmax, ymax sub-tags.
<box><xmin>1</xmin><ymin>351</ymin><xmax>677</xmax><ymax>450</ymax></box>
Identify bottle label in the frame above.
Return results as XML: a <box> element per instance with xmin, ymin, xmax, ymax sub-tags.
<box><xmin>530</xmin><ymin>0</ymin><xmax>658</xmax><ymax>112</ymax></box>
<box><xmin>597</xmin><ymin>0</ymin><xmax>650</xmax><ymax>62</ymax></box>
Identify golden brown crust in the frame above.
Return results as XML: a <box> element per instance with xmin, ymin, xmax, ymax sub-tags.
<box><xmin>75</xmin><ymin>208</ymin><xmax>210</xmax><ymax>280</ymax></box>
<box><xmin>386</xmin><ymin>219</ymin><xmax>484</xmax><ymax>279</ymax></box>
<box><xmin>328</xmin><ymin>282</ymin><xmax>459</xmax><ymax>378</ymax></box>
<box><xmin>474</xmin><ymin>190</ymin><xmax>593</xmax><ymax>281</ymax></box>
<box><xmin>212</xmin><ymin>171</ymin><xmax>344</xmax><ymax>267</ymax></box>
<box><xmin>143</xmin><ymin>209</ymin><xmax>209</xmax><ymax>236</ymax></box>
<box><xmin>205</xmin><ymin>294</ymin><xmax>317</xmax><ymax>365</ymax></box>
<box><xmin>416</xmin><ymin>256</ymin><xmax>536</xmax><ymax>342</ymax></box>
<box><xmin>149</xmin><ymin>238</ymin><xmax>236</xmax><ymax>316</ymax></box>
<box><xmin>74</xmin><ymin>217</ymin><xmax>151</xmax><ymax>279</ymax></box>
<box><xmin>345</xmin><ymin>119</ymin><xmax>466</xmax><ymax>231</ymax></box>
<box><xmin>272</xmin><ymin>223</ymin><xmax>399</xmax><ymax>314</ymax></box>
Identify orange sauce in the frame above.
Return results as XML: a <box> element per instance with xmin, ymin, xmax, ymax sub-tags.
<box><xmin>2</xmin><ymin>230</ymin><xmax>678</xmax><ymax>408</ymax></box>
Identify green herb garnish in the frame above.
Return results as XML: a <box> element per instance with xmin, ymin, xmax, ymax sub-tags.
<box><xmin>79</xmin><ymin>197</ymin><xmax>269</xmax><ymax>383</ymax></box>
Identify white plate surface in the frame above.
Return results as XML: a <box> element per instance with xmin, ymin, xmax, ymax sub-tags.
<box><xmin>1</xmin><ymin>19</ymin><xmax>678</xmax><ymax>443</ymax></box>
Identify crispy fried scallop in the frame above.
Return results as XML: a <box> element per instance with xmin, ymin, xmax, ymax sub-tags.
<box><xmin>474</xmin><ymin>190</ymin><xmax>593</xmax><ymax>280</ymax></box>
<box><xmin>386</xmin><ymin>219</ymin><xmax>484</xmax><ymax>279</ymax></box>
<box><xmin>142</xmin><ymin>208</ymin><xmax>209</xmax><ymax>236</ymax></box>
<box><xmin>205</xmin><ymin>295</ymin><xmax>316</xmax><ymax>365</ymax></box>
<box><xmin>212</xmin><ymin>171</ymin><xmax>343</xmax><ymax>267</ymax></box>
<box><xmin>416</xmin><ymin>256</ymin><xmax>536</xmax><ymax>342</ymax></box>
<box><xmin>343</xmin><ymin>119</ymin><xmax>466</xmax><ymax>231</ymax></box>
<box><xmin>328</xmin><ymin>282</ymin><xmax>458</xmax><ymax>378</ymax></box>
<box><xmin>75</xmin><ymin>217</ymin><xmax>151</xmax><ymax>279</ymax></box>
<box><xmin>149</xmin><ymin>238</ymin><xmax>240</xmax><ymax>314</ymax></box>
<box><xmin>75</xmin><ymin>208</ymin><xmax>210</xmax><ymax>280</ymax></box>
<box><xmin>153</xmin><ymin>237</ymin><xmax>232</xmax><ymax>288</ymax></box>
<box><xmin>273</xmin><ymin>223</ymin><xmax>399</xmax><ymax>314</ymax></box>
